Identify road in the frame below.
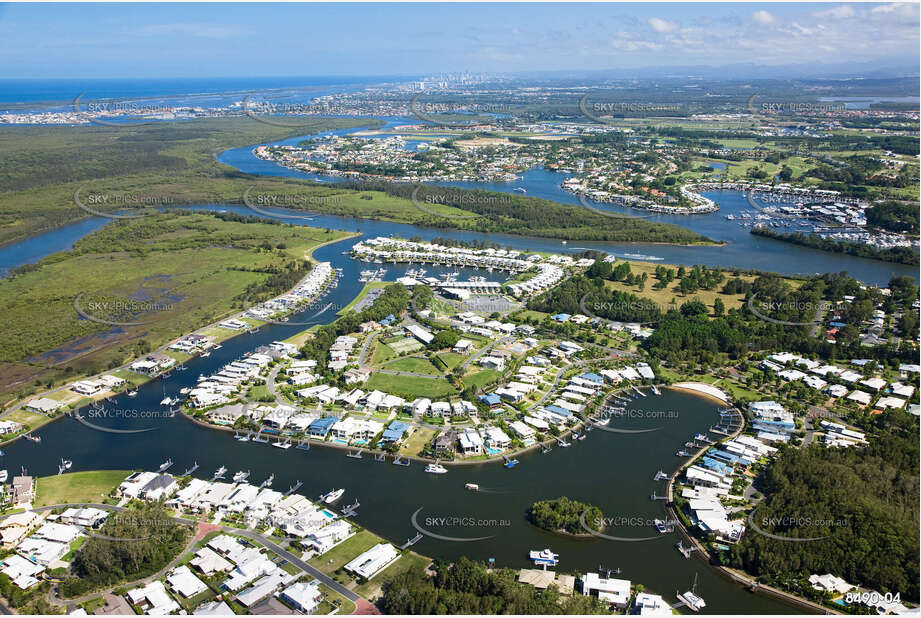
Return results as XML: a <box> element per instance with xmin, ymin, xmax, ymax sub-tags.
<box><xmin>10</xmin><ymin>503</ymin><xmax>364</xmax><ymax>610</ymax></box>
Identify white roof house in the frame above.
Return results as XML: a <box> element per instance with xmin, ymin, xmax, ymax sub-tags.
<box><xmin>279</xmin><ymin>580</ymin><xmax>323</xmax><ymax>614</ymax></box>
<box><xmin>582</xmin><ymin>573</ymin><xmax>631</xmax><ymax>608</ymax></box>
<box><xmin>344</xmin><ymin>543</ymin><xmax>399</xmax><ymax>579</ymax></box>
<box><xmin>166</xmin><ymin>565</ymin><xmax>208</xmax><ymax>598</ymax></box>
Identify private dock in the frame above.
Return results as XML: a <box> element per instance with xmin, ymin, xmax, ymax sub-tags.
<box><xmin>342</xmin><ymin>500</ymin><xmax>360</xmax><ymax>517</ymax></box>
<box><xmin>347</xmin><ymin>449</ymin><xmax>364</xmax><ymax>459</ymax></box>
<box><xmin>284</xmin><ymin>480</ymin><xmax>303</xmax><ymax>496</ymax></box>
<box><xmin>709</xmin><ymin>425</ymin><xmax>731</xmax><ymax>436</ymax></box>
<box><xmin>182</xmin><ymin>462</ymin><xmax>199</xmax><ymax>476</ymax></box>
<box><xmin>632</xmin><ymin>386</ymin><xmax>646</xmax><ymax>397</ymax></box>
<box><xmin>503</xmin><ymin>455</ymin><xmax>519</xmax><ymax>468</ymax></box>
<box><xmin>676</xmin><ymin>540</ymin><xmax>698</xmax><ymax>558</ymax></box>
<box><xmin>260</xmin><ymin>473</ymin><xmax>274</xmax><ymax>488</ymax></box>
<box><xmin>296</xmin><ymin>440</ymin><xmax>310</xmax><ymax>451</ymax></box>
<box><xmin>401</xmin><ymin>533</ymin><xmax>423</xmax><ymax>549</ymax></box>
<box><xmin>651</xmin><ymin>385</ymin><xmax>661</xmax><ymax>395</ymax></box>
<box><xmin>374</xmin><ymin>453</ymin><xmax>387</xmax><ymax>462</ymax></box>
<box><xmin>252</xmin><ymin>431</ymin><xmax>269</xmax><ymax>444</ymax></box>
<box><xmin>393</xmin><ymin>455</ymin><xmax>410</xmax><ymax>466</ymax></box>
<box><xmin>650</xmin><ymin>491</ymin><xmax>668</xmax><ymax>501</ymax></box>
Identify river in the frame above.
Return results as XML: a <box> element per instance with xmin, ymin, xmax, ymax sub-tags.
<box><xmin>2</xmin><ymin>117</ymin><xmax>897</xmax><ymax>614</ymax></box>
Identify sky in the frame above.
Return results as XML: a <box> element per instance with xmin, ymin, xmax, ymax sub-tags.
<box><xmin>0</xmin><ymin>2</ymin><xmax>918</xmax><ymax>79</ymax></box>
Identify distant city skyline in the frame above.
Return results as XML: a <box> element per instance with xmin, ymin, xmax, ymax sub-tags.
<box><xmin>0</xmin><ymin>3</ymin><xmax>918</xmax><ymax>79</ymax></box>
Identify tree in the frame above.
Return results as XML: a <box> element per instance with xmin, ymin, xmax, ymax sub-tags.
<box><xmin>713</xmin><ymin>297</ymin><xmax>725</xmax><ymax>317</ymax></box>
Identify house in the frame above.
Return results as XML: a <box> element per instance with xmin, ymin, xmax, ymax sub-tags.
<box><xmin>308</xmin><ymin>416</ymin><xmax>338</xmax><ymax>439</ymax></box>
<box><xmin>434</xmin><ymin>430</ymin><xmax>457</xmax><ymax>453</ymax></box>
<box><xmin>429</xmin><ymin>401</ymin><xmax>451</xmax><ymax>417</ymax></box>
<box><xmin>190</xmin><ymin>547</ymin><xmax>233</xmax><ymax>576</ymax></box>
<box><xmin>126</xmin><ymin>581</ymin><xmax>181</xmax><ymax>614</ymax></box>
<box><xmin>633</xmin><ymin>592</ymin><xmax>671</xmax><ymax>615</ymax></box>
<box><xmin>381</xmin><ymin>420</ymin><xmax>411</xmax><ymax>443</ymax></box>
<box><xmin>280</xmin><ymin>580</ymin><xmax>323</xmax><ymax>613</ymax></box>
<box><xmin>480</xmin><ymin>426</ymin><xmax>511</xmax><ymax>449</ymax></box>
<box><xmin>478</xmin><ymin>393</ymin><xmax>502</xmax><ymax>409</ymax></box>
<box><xmin>808</xmin><ymin>573</ymin><xmax>854</xmax><ymax>595</ymax></box>
<box><xmin>582</xmin><ymin>573</ymin><xmax>631</xmax><ymax>608</ymax></box>
<box><xmin>453</xmin><ymin>339</ymin><xmax>474</xmax><ymax>353</ymax></box>
<box><xmin>846</xmin><ymin>390</ymin><xmax>872</xmax><ymax>405</ymax></box>
<box><xmin>458</xmin><ymin>428</ymin><xmax>484</xmax><ymax>455</ymax></box>
<box><xmin>10</xmin><ymin>476</ymin><xmax>34</xmax><ymax>507</ymax></box>
<box><xmin>72</xmin><ymin>380</ymin><xmax>105</xmax><ymax>396</ymax></box>
<box><xmin>406</xmin><ymin>324</ymin><xmax>434</xmax><ymax>345</ymax></box>
<box><xmin>24</xmin><ymin>398</ymin><xmax>61</xmax><ymax>414</ymax></box>
<box><xmin>508</xmin><ymin>420</ymin><xmax>536</xmax><ymax>440</ymax></box>
<box><xmin>343</xmin><ymin>543</ymin><xmax>398</xmax><ymax>579</ymax></box>
<box><xmin>166</xmin><ymin>565</ymin><xmax>208</xmax><ymax>598</ymax></box>
<box><xmin>479</xmin><ymin>356</ymin><xmax>505</xmax><ymax>371</ymax></box>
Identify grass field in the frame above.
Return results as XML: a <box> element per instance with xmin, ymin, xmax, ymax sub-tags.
<box><xmin>386</xmin><ymin>337</ymin><xmax>425</xmax><ymax>354</ymax></box>
<box><xmin>365</xmin><ymin>373</ymin><xmax>457</xmax><ymax>399</ymax></box>
<box><xmin>462</xmin><ymin>369</ymin><xmax>501</xmax><ymax>390</ymax></box>
<box><xmin>35</xmin><ymin>469</ymin><xmax>130</xmax><ymax>507</ymax></box>
<box><xmin>435</xmin><ymin>352</ymin><xmax>465</xmax><ymax>371</ymax></box>
<box><xmin>0</xmin><ymin>213</ymin><xmax>350</xmax><ymax>401</ymax></box>
<box><xmin>307</xmin><ymin>529</ymin><xmax>381</xmax><ymax>577</ymax></box>
<box><xmin>399</xmin><ymin>426</ymin><xmax>437</xmax><ymax>456</ymax></box>
<box><xmin>353</xmin><ymin>552</ymin><xmax>432</xmax><ymax>600</ymax></box>
<box><xmin>384</xmin><ymin>356</ymin><xmax>442</xmax><ymax>375</ymax></box>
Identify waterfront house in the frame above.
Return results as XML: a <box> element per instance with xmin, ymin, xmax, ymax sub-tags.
<box><xmin>581</xmin><ymin>573</ymin><xmax>631</xmax><ymax>608</ymax></box>
<box><xmin>633</xmin><ymin>592</ymin><xmax>670</xmax><ymax>615</ymax></box>
<box><xmin>308</xmin><ymin>416</ymin><xmax>338</xmax><ymax>439</ymax></box>
<box><xmin>24</xmin><ymin>398</ymin><xmax>60</xmax><ymax>414</ymax></box>
<box><xmin>208</xmin><ymin>404</ymin><xmax>246</xmax><ymax>426</ymax></box>
<box><xmin>10</xmin><ymin>476</ymin><xmax>34</xmax><ymax>507</ymax></box>
<box><xmin>344</xmin><ymin>543</ymin><xmax>399</xmax><ymax>580</ymax></box>
<box><xmin>458</xmin><ymin>428</ymin><xmax>484</xmax><ymax>455</ymax></box>
<box><xmin>434</xmin><ymin>430</ymin><xmax>457</xmax><ymax>453</ymax></box>
<box><xmin>381</xmin><ymin>420</ymin><xmax>411</xmax><ymax>444</ymax></box>
<box><xmin>480</xmin><ymin>426</ymin><xmax>511</xmax><ymax>449</ymax></box>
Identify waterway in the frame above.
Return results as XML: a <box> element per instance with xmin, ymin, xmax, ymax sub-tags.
<box><xmin>0</xmin><ymin>116</ymin><xmax>901</xmax><ymax>614</ymax></box>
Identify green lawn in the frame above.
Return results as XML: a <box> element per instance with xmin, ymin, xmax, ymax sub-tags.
<box><xmin>399</xmin><ymin>427</ymin><xmax>437</xmax><ymax>456</ymax></box>
<box><xmin>365</xmin><ymin>373</ymin><xmax>457</xmax><ymax>399</ymax></box>
<box><xmin>385</xmin><ymin>356</ymin><xmax>442</xmax><ymax>375</ymax></box>
<box><xmin>353</xmin><ymin>552</ymin><xmax>432</xmax><ymax>599</ymax></box>
<box><xmin>307</xmin><ymin>529</ymin><xmax>381</xmax><ymax>576</ymax></box>
<box><xmin>462</xmin><ymin>369</ymin><xmax>501</xmax><ymax>390</ymax></box>
<box><xmin>435</xmin><ymin>352</ymin><xmax>465</xmax><ymax>371</ymax></box>
<box><xmin>35</xmin><ymin>470</ymin><xmax>130</xmax><ymax>507</ymax></box>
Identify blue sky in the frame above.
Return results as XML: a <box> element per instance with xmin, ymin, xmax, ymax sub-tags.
<box><xmin>0</xmin><ymin>3</ymin><xmax>917</xmax><ymax>78</ymax></box>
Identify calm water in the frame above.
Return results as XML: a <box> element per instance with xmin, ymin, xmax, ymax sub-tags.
<box><xmin>217</xmin><ymin>118</ymin><xmax>917</xmax><ymax>286</ymax></box>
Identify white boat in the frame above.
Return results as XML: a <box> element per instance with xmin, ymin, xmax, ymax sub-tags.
<box><xmin>235</xmin><ymin>434</ymin><xmax>250</xmax><ymax>442</ymax></box>
<box><xmin>464</xmin><ymin>483</ymin><xmax>479</xmax><ymax>491</ymax></box>
<box><xmin>514</xmin><ymin>187</ymin><xmax>526</xmax><ymax>193</ymax></box>
<box><xmin>213</xmin><ymin>466</ymin><xmax>227</xmax><ymax>479</ymax></box>
<box><xmin>201</xmin><ymin>351</ymin><xmax>211</xmax><ymax>357</ymax></box>
<box><xmin>60</xmin><ymin>458</ymin><xmax>72</xmax><ymax>471</ymax></box>
<box><xmin>158</xmin><ymin>458</ymin><xmax>172</xmax><ymax>471</ymax></box>
<box><xmin>160</xmin><ymin>397</ymin><xmax>173</xmax><ymax>406</ymax></box>
<box><xmin>678</xmin><ymin>574</ymin><xmax>707</xmax><ymax>612</ymax></box>
<box><xmin>232</xmin><ymin>470</ymin><xmax>249</xmax><ymax>483</ymax></box>
<box><xmin>654</xmin><ymin>519</ymin><xmax>670</xmax><ymax>533</ymax></box>
<box><xmin>127</xmin><ymin>390</ymin><xmax>138</xmax><ymax>397</ymax></box>
<box><xmin>321</xmin><ymin>488</ymin><xmax>345</xmax><ymax>504</ymax></box>
<box><xmin>0</xmin><ymin>470</ymin><xmax>8</xmax><ymax>483</ymax></box>
<box><xmin>528</xmin><ymin>549</ymin><xmax>559</xmax><ymax>566</ymax></box>
<box><xmin>654</xmin><ymin>470</ymin><xmax>670</xmax><ymax>481</ymax></box>
<box><xmin>425</xmin><ymin>463</ymin><xmax>448</xmax><ymax>474</ymax></box>
<box><xmin>272</xmin><ymin>440</ymin><xmax>292</xmax><ymax>449</ymax></box>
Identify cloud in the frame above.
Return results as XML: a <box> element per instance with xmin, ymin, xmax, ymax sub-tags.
<box><xmin>752</xmin><ymin>10</ymin><xmax>775</xmax><ymax>25</ymax></box>
<box><xmin>815</xmin><ymin>5</ymin><xmax>856</xmax><ymax>19</ymax></box>
<box><xmin>648</xmin><ymin>17</ymin><xmax>677</xmax><ymax>33</ymax></box>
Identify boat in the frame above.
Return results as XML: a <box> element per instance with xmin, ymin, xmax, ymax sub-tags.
<box><xmin>60</xmin><ymin>458</ymin><xmax>72</xmax><ymax>471</ymax></box>
<box><xmin>0</xmin><ymin>470</ymin><xmax>6</xmax><ymax>483</ymax></box>
<box><xmin>213</xmin><ymin>466</ymin><xmax>227</xmax><ymax>479</ymax></box>
<box><xmin>127</xmin><ymin>390</ymin><xmax>138</xmax><ymax>397</ymax></box>
<box><xmin>654</xmin><ymin>519</ymin><xmax>671</xmax><ymax>533</ymax></box>
<box><xmin>677</xmin><ymin>575</ymin><xmax>707</xmax><ymax>612</ymax></box>
<box><xmin>160</xmin><ymin>397</ymin><xmax>173</xmax><ymax>406</ymax></box>
<box><xmin>213</xmin><ymin>344</ymin><xmax>222</xmax><ymax>349</ymax></box>
<box><xmin>25</xmin><ymin>435</ymin><xmax>41</xmax><ymax>444</ymax></box>
<box><xmin>425</xmin><ymin>463</ymin><xmax>448</xmax><ymax>474</ymax></box>
<box><xmin>528</xmin><ymin>549</ymin><xmax>559</xmax><ymax>566</ymax></box>
<box><xmin>676</xmin><ymin>450</ymin><xmax>691</xmax><ymax>457</ymax></box>
<box><xmin>464</xmin><ymin>483</ymin><xmax>479</xmax><ymax>491</ymax></box>
<box><xmin>235</xmin><ymin>434</ymin><xmax>250</xmax><ymax>442</ymax></box>
<box><xmin>158</xmin><ymin>458</ymin><xmax>172</xmax><ymax>471</ymax></box>
<box><xmin>514</xmin><ymin>187</ymin><xmax>526</xmax><ymax>193</ymax></box>
<box><xmin>201</xmin><ymin>351</ymin><xmax>211</xmax><ymax>357</ymax></box>
<box><xmin>232</xmin><ymin>470</ymin><xmax>250</xmax><ymax>483</ymax></box>
<box><xmin>179</xmin><ymin>387</ymin><xmax>190</xmax><ymax>395</ymax></box>
<box><xmin>321</xmin><ymin>488</ymin><xmax>345</xmax><ymax>504</ymax></box>
<box><xmin>272</xmin><ymin>440</ymin><xmax>292</xmax><ymax>449</ymax></box>
<box><xmin>654</xmin><ymin>470</ymin><xmax>670</xmax><ymax>481</ymax></box>
<box><xmin>0</xmin><ymin>450</ymin><xmax>4</xmax><ymax>456</ymax></box>
<box><xmin>594</xmin><ymin>418</ymin><xmax>610</xmax><ymax>426</ymax></box>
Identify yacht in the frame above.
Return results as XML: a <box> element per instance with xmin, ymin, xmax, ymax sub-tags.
<box><xmin>25</xmin><ymin>434</ymin><xmax>41</xmax><ymax>444</ymax></box>
<box><xmin>678</xmin><ymin>575</ymin><xmax>707</xmax><ymax>612</ymax></box>
<box><xmin>514</xmin><ymin>187</ymin><xmax>526</xmax><ymax>193</ymax></box>
<box><xmin>232</xmin><ymin>470</ymin><xmax>249</xmax><ymax>483</ymax></box>
<box><xmin>0</xmin><ymin>470</ymin><xmax>6</xmax><ymax>483</ymax></box>
<box><xmin>654</xmin><ymin>470</ymin><xmax>670</xmax><ymax>481</ymax></box>
<box><xmin>425</xmin><ymin>463</ymin><xmax>448</xmax><ymax>474</ymax></box>
<box><xmin>321</xmin><ymin>488</ymin><xmax>345</xmax><ymax>504</ymax></box>
<box><xmin>160</xmin><ymin>397</ymin><xmax>173</xmax><ymax>406</ymax></box>
<box><xmin>654</xmin><ymin>519</ymin><xmax>671</xmax><ymax>534</ymax></box>
<box><xmin>60</xmin><ymin>458</ymin><xmax>73</xmax><ymax>471</ymax></box>
<box><xmin>464</xmin><ymin>483</ymin><xmax>479</xmax><ymax>491</ymax></box>
<box><xmin>272</xmin><ymin>440</ymin><xmax>292</xmax><ymax>449</ymax></box>
<box><xmin>201</xmin><ymin>351</ymin><xmax>211</xmax><ymax>358</ymax></box>
<box><xmin>158</xmin><ymin>458</ymin><xmax>172</xmax><ymax>471</ymax></box>
<box><xmin>528</xmin><ymin>549</ymin><xmax>559</xmax><ymax>566</ymax></box>
<box><xmin>676</xmin><ymin>450</ymin><xmax>692</xmax><ymax>457</ymax></box>
<box><xmin>213</xmin><ymin>466</ymin><xmax>227</xmax><ymax>480</ymax></box>
<box><xmin>235</xmin><ymin>434</ymin><xmax>250</xmax><ymax>442</ymax></box>
<box><xmin>127</xmin><ymin>390</ymin><xmax>138</xmax><ymax>397</ymax></box>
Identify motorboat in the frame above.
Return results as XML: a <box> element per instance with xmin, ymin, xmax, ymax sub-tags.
<box><xmin>0</xmin><ymin>470</ymin><xmax>7</xmax><ymax>483</ymax></box>
<box><xmin>528</xmin><ymin>549</ymin><xmax>559</xmax><ymax>566</ymax></box>
<box><xmin>232</xmin><ymin>470</ymin><xmax>249</xmax><ymax>483</ymax></box>
<box><xmin>678</xmin><ymin>575</ymin><xmax>706</xmax><ymax>612</ymax></box>
<box><xmin>213</xmin><ymin>466</ymin><xmax>227</xmax><ymax>479</ymax></box>
<box><xmin>654</xmin><ymin>519</ymin><xmax>671</xmax><ymax>533</ymax></box>
<box><xmin>425</xmin><ymin>463</ymin><xmax>448</xmax><ymax>474</ymax></box>
<box><xmin>160</xmin><ymin>397</ymin><xmax>173</xmax><ymax>406</ymax></box>
<box><xmin>60</xmin><ymin>458</ymin><xmax>73</xmax><ymax>471</ymax></box>
<box><xmin>321</xmin><ymin>488</ymin><xmax>345</xmax><ymax>504</ymax></box>
<box><xmin>158</xmin><ymin>458</ymin><xmax>172</xmax><ymax>471</ymax></box>
<box><xmin>272</xmin><ymin>440</ymin><xmax>292</xmax><ymax>449</ymax></box>
<box><xmin>464</xmin><ymin>483</ymin><xmax>479</xmax><ymax>491</ymax></box>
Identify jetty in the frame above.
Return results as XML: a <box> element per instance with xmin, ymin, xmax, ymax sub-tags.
<box><xmin>676</xmin><ymin>540</ymin><xmax>698</xmax><ymax>559</ymax></box>
<box><xmin>632</xmin><ymin>386</ymin><xmax>646</xmax><ymax>397</ymax></box>
<box><xmin>295</xmin><ymin>439</ymin><xmax>310</xmax><ymax>451</ymax></box>
<box><xmin>182</xmin><ymin>462</ymin><xmax>199</xmax><ymax>476</ymax></box>
<box><xmin>252</xmin><ymin>430</ymin><xmax>269</xmax><ymax>444</ymax></box>
<box><xmin>503</xmin><ymin>455</ymin><xmax>519</xmax><ymax>468</ymax></box>
<box><xmin>393</xmin><ymin>455</ymin><xmax>410</xmax><ymax>466</ymax></box>
<box><xmin>650</xmin><ymin>491</ymin><xmax>668</xmax><ymax>501</ymax></box>
<box><xmin>374</xmin><ymin>453</ymin><xmax>387</xmax><ymax>462</ymax></box>
<box><xmin>401</xmin><ymin>533</ymin><xmax>423</xmax><ymax>549</ymax></box>
<box><xmin>342</xmin><ymin>500</ymin><xmax>360</xmax><ymax>517</ymax></box>
<box><xmin>346</xmin><ymin>449</ymin><xmax>363</xmax><ymax>459</ymax></box>
<box><xmin>260</xmin><ymin>473</ymin><xmax>274</xmax><ymax>488</ymax></box>
<box><xmin>651</xmin><ymin>385</ymin><xmax>661</xmax><ymax>395</ymax></box>
<box><xmin>284</xmin><ymin>480</ymin><xmax>303</xmax><ymax>496</ymax></box>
